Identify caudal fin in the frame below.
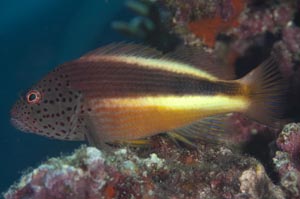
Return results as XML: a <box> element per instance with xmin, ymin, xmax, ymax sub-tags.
<box><xmin>239</xmin><ymin>54</ymin><xmax>287</xmax><ymax>126</ymax></box>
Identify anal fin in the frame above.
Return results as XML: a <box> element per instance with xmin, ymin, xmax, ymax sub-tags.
<box><xmin>168</xmin><ymin>114</ymin><xmax>233</xmax><ymax>145</ymax></box>
<box><xmin>112</xmin><ymin>138</ymin><xmax>151</xmax><ymax>147</ymax></box>
<box><xmin>167</xmin><ymin>131</ymin><xmax>198</xmax><ymax>147</ymax></box>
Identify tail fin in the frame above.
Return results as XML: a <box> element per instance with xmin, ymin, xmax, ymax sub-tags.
<box><xmin>239</xmin><ymin>54</ymin><xmax>287</xmax><ymax>126</ymax></box>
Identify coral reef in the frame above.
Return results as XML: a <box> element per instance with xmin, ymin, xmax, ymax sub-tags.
<box><xmin>159</xmin><ymin>0</ymin><xmax>246</xmax><ymax>47</ymax></box>
<box><xmin>4</xmin><ymin>142</ymin><xmax>286</xmax><ymax>199</ymax></box>
<box><xmin>227</xmin><ymin>113</ymin><xmax>276</xmax><ymax>144</ymax></box>
<box><xmin>273</xmin><ymin>123</ymin><xmax>300</xmax><ymax>198</ymax></box>
<box><xmin>187</xmin><ymin>0</ymin><xmax>245</xmax><ymax>47</ymax></box>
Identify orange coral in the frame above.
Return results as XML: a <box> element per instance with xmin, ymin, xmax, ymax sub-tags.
<box><xmin>188</xmin><ymin>0</ymin><xmax>245</xmax><ymax>47</ymax></box>
<box><xmin>104</xmin><ymin>184</ymin><xmax>116</xmax><ymax>198</ymax></box>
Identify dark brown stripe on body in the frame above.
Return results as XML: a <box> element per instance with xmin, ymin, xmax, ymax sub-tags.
<box><xmin>60</xmin><ymin>60</ymin><xmax>242</xmax><ymax>98</ymax></box>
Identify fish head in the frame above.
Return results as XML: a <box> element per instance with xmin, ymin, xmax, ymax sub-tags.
<box><xmin>10</xmin><ymin>69</ymin><xmax>86</xmax><ymax>141</ymax></box>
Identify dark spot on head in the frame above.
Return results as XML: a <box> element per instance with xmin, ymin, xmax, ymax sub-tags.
<box><xmin>44</xmin><ymin>100</ymin><xmax>48</xmax><ymax>104</ymax></box>
<box><xmin>67</xmin><ymin>107</ymin><xmax>72</xmax><ymax>111</ymax></box>
<box><xmin>60</xmin><ymin>122</ymin><xmax>65</xmax><ymax>126</ymax></box>
<box><xmin>37</xmin><ymin>110</ymin><xmax>41</xmax><ymax>114</ymax></box>
<box><xmin>62</xmin><ymin>98</ymin><xmax>66</xmax><ymax>102</ymax></box>
<box><xmin>43</xmin><ymin>108</ymin><xmax>48</xmax><ymax>112</ymax></box>
<box><xmin>49</xmin><ymin>100</ymin><xmax>54</xmax><ymax>104</ymax></box>
<box><xmin>69</xmin><ymin>98</ymin><xmax>72</xmax><ymax>102</ymax></box>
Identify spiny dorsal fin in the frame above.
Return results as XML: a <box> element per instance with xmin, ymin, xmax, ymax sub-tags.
<box><xmin>167</xmin><ymin>45</ymin><xmax>236</xmax><ymax>80</ymax></box>
<box><xmin>80</xmin><ymin>42</ymin><xmax>163</xmax><ymax>59</ymax></box>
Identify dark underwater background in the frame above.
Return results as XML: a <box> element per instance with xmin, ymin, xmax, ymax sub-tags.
<box><xmin>0</xmin><ymin>0</ymin><xmax>132</xmax><ymax>194</ymax></box>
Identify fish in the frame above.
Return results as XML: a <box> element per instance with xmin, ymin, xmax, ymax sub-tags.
<box><xmin>10</xmin><ymin>43</ymin><xmax>285</xmax><ymax>148</ymax></box>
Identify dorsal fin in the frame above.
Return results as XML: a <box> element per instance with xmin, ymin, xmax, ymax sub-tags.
<box><xmin>167</xmin><ymin>45</ymin><xmax>236</xmax><ymax>80</ymax></box>
<box><xmin>80</xmin><ymin>42</ymin><xmax>163</xmax><ymax>59</ymax></box>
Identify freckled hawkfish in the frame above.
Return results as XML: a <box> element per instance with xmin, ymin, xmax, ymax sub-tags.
<box><xmin>11</xmin><ymin>43</ymin><xmax>285</xmax><ymax>148</ymax></box>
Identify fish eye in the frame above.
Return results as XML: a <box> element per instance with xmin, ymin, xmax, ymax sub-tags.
<box><xmin>26</xmin><ymin>90</ymin><xmax>42</xmax><ymax>104</ymax></box>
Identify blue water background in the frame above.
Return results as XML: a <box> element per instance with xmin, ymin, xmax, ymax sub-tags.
<box><xmin>0</xmin><ymin>0</ymin><xmax>131</xmax><ymax>194</ymax></box>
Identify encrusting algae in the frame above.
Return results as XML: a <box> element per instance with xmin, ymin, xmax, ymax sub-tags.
<box><xmin>10</xmin><ymin>43</ymin><xmax>286</xmax><ymax>148</ymax></box>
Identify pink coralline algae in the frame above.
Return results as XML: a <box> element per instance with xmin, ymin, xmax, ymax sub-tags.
<box><xmin>3</xmin><ymin>146</ymin><xmax>161</xmax><ymax>199</ymax></box>
<box><xmin>273</xmin><ymin>26</ymin><xmax>300</xmax><ymax>80</ymax></box>
<box><xmin>227</xmin><ymin>113</ymin><xmax>276</xmax><ymax>144</ymax></box>
<box><xmin>234</xmin><ymin>3</ymin><xmax>294</xmax><ymax>39</ymax></box>
<box><xmin>276</xmin><ymin>123</ymin><xmax>300</xmax><ymax>170</ymax></box>
<box><xmin>273</xmin><ymin>123</ymin><xmax>300</xmax><ymax>198</ymax></box>
<box><xmin>3</xmin><ymin>143</ymin><xmax>286</xmax><ymax>199</ymax></box>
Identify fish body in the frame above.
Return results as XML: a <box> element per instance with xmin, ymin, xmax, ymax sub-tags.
<box><xmin>11</xmin><ymin>44</ymin><xmax>284</xmax><ymax>147</ymax></box>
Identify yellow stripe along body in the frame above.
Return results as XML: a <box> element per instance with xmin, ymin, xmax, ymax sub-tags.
<box><xmin>62</xmin><ymin>52</ymin><xmax>252</xmax><ymax>142</ymax></box>
<box><xmin>89</xmin><ymin>95</ymin><xmax>250</xmax><ymax>140</ymax></box>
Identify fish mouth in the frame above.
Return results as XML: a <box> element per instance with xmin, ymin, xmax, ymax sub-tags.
<box><xmin>10</xmin><ymin>118</ymin><xmax>30</xmax><ymax>132</ymax></box>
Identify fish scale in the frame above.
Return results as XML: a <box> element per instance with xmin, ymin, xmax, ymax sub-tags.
<box><xmin>11</xmin><ymin>43</ymin><xmax>285</xmax><ymax>148</ymax></box>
